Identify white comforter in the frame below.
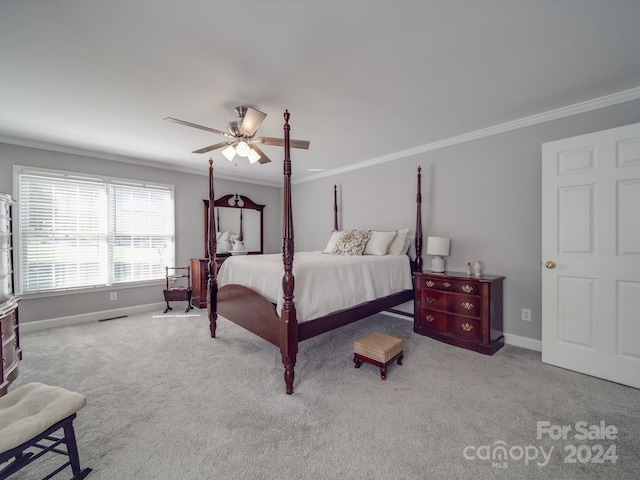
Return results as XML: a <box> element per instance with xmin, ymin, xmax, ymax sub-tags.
<box><xmin>217</xmin><ymin>251</ymin><xmax>413</xmax><ymax>322</ymax></box>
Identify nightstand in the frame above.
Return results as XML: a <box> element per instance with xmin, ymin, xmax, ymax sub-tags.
<box><xmin>413</xmin><ymin>271</ymin><xmax>505</xmax><ymax>354</ymax></box>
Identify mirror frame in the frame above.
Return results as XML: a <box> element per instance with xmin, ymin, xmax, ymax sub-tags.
<box><xmin>203</xmin><ymin>194</ymin><xmax>265</xmax><ymax>257</ymax></box>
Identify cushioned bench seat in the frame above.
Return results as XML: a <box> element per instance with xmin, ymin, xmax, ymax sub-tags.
<box><xmin>0</xmin><ymin>382</ymin><xmax>91</xmax><ymax>480</ymax></box>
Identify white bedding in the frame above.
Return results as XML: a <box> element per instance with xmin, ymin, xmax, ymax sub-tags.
<box><xmin>217</xmin><ymin>251</ymin><xmax>413</xmax><ymax>322</ymax></box>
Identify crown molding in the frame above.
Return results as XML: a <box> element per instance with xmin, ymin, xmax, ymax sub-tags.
<box><xmin>0</xmin><ymin>135</ymin><xmax>281</xmax><ymax>188</ymax></box>
<box><xmin>293</xmin><ymin>85</ymin><xmax>640</xmax><ymax>185</ymax></box>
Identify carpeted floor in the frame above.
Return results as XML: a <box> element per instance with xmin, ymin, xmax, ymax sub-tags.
<box><xmin>6</xmin><ymin>310</ymin><xmax>640</xmax><ymax>479</ymax></box>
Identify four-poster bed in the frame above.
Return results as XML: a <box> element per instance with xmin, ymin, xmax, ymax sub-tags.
<box><xmin>207</xmin><ymin>110</ymin><xmax>423</xmax><ymax>394</ymax></box>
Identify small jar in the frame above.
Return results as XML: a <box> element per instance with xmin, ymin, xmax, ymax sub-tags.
<box><xmin>472</xmin><ymin>261</ymin><xmax>482</xmax><ymax>277</ymax></box>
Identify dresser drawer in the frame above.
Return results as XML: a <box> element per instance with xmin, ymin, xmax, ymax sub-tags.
<box><xmin>0</xmin><ymin>247</ymin><xmax>11</xmax><ymax>277</ymax></box>
<box><xmin>447</xmin><ymin>294</ymin><xmax>481</xmax><ymax>317</ymax></box>
<box><xmin>1</xmin><ymin>309</ymin><xmax>17</xmax><ymax>339</ymax></box>
<box><xmin>2</xmin><ymin>335</ymin><xmax>18</xmax><ymax>371</ymax></box>
<box><xmin>0</xmin><ymin>274</ymin><xmax>12</xmax><ymax>300</ymax></box>
<box><xmin>417</xmin><ymin>308</ymin><xmax>447</xmax><ymax>332</ymax></box>
<box><xmin>420</xmin><ymin>289</ymin><xmax>447</xmax><ymax>311</ymax></box>
<box><xmin>448</xmin><ymin>316</ymin><xmax>481</xmax><ymax>341</ymax></box>
<box><xmin>417</xmin><ymin>276</ymin><xmax>479</xmax><ymax>295</ymax></box>
<box><xmin>0</xmin><ymin>215</ymin><xmax>9</xmax><ymax>235</ymax></box>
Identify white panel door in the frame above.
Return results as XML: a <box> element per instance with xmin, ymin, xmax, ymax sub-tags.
<box><xmin>542</xmin><ymin>122</ymin><xmax>640</xmax><ymax>389</ymax></box>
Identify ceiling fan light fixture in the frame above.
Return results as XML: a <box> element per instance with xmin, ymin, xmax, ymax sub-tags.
<box><xmin>222</xmin><ymin>145</ymin><xmax>236</xmax><ymax>161</ymax></box>
<box><xmin>248</xmin><ymin>148</ymin><xmax>261</xmax><ymax>164</ymax></box>
<box><xmin>236</xmin><ymin>141</ymin><xmax>250</xmax><ymax>157</ymax></box>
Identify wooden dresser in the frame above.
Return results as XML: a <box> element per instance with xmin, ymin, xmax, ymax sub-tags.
<box><xmin>0</xmin><ymin>193</ymin><xmax>21</xmax><ymax>396</ymax></box>
<box><xmin>190</xmin><ymin>256</ymin><xmax>229</xmax><ymax>308</ymax></box>
<box><xmin>413</xmin><ymin>271</ymin><xmax>504</xmax><ymax>354</ymax></box>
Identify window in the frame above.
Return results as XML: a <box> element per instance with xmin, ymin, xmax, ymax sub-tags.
<box><xmin>16</xmin><ymin>167</ymin><xmax>174</xmax><ymax>294</ymax></box>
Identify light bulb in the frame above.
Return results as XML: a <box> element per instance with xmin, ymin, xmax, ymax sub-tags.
<box><xmin>248</xmin><ymin>148</ymin><xmax>261</xmax><ymax>164</ymax></box>
<box><xmin>222</xmin><ymin>145</ymin><xmax>236</xmax><ymax>161</ymax></box>
<box><xmin>236</xmin><ymin>141</ymin><xmax>250</xmax><ymax>157</ymax></box>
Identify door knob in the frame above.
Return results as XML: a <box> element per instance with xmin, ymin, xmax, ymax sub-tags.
<box><xmin>545</xmin><ymin>261</ymin><xmax>556</xmax><ymax>269</ymax></box>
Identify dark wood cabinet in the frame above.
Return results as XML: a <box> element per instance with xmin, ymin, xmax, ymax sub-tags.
<box><xmin>0</xmin><ymin>193</ymin><xmax>21</xmax><ymax>396</ymax></box>
<box><xmin>190</xmin><ymin>256</ymin><xmax>228</xmax><ymax>308</ymax></box>
<box><xmin>413</xmin><ymin>271</ymin><xmax>504</xmax><ymax>354</ymax></box>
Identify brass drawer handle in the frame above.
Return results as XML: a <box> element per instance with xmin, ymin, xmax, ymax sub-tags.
<box><xmin>425</xmin><ymin>314</ymin><xmax>435</xmax><ymax>322</ymax></box>
<box><xmin>425</xmin><ymin>280</ymin><xmax>435</xmax><ymax>287</ymax></box>
<box><xmin>461</xmin><ymin>323</ymin><xmax>473</xmax><ymax>332</ymax></box>
<box><xmin>443</xmin><ymin>282</ymin><xmax>451</xmax><ymax>288</ymax></box>
<box><xmin>461</xmin><ymin>302</ymin><xmax>474</xmax><ymax>310</ymax></box>
<box><xmin>426</xmin><ymin>296</ymin><xmax>436</xmax><ymax>304</ymax></box>
<box><xmin>461</xmin><ymin>285</ymin><xmax>473</xmax><ymax>293</ymax></box>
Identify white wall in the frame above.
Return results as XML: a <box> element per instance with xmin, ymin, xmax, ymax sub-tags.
<box><xmin>292</xmin><ymin>99</ymin><xmax>640</xmax><ymax>343</ymax></box>
<box><xmin>0</xmin><ymin>143</ymin><xmax>281</xmax><ymax>324</ymax></box>
<box><xmin>2</xmin><ymin>99</ymin><xmax>638</xmax><ymax>338</ymax></box>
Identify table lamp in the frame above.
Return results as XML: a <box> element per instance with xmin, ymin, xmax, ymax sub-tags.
<box><xmin>426</xmin><ymin>236</ymin><xmax>450</xmax><ymax>273</ymax></box>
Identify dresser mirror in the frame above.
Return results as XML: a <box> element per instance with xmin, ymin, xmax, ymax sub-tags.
<box><xmin>203</xmin><ymin>194</ymin><xmax>265</xmax><ymax>257</ymax></box>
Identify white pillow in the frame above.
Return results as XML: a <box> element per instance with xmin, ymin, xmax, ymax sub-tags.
<box><xmin>405</xmin><ymin>235</ymin><xmax>416</xmax><ymax>259</ymax></box>
<box><xmin>364</xmin><ymin>230</ymin><xmax>397</xmax><ymax>255</ymax></box>
<box><xmin>387</xmin><ymin>228</ymin><xmax>409</xmax><ymax>255</ymax></box>
<box><xmin>323</xmin><ymin>230</ymin><xmax>344</xmax><ymax>254</ymax></box>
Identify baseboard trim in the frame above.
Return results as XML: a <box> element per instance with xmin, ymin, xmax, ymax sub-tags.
<box><xmin>382</xmin><ymin>310</ymin><xmax>414</xmax><ymax>321</ymax></box>
<box><xmin>504</xmin><ymin>333</ymin><xmax>542</xmax><ymax>352</ymax></box>
<box><xmin>21</xmin><ymin>305</ymin><xmax>544</xmax><ymax>353</ymax></box>
<box><xmin>20</xmin><ymin>302</ymin><xmax>166</xmax><ymax>333</ymax></box>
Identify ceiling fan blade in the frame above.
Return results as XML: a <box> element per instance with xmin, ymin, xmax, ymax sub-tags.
<box><xmin>251</xmin><ymin>145</ymin><xmax>271</xmax><ymax>164</ymax></box>
<box><xmin>253</xmin><ymin>137</ymin><xmax>310</xmax><ymax>150</ymax></box>
<box><xmin>240</xmin><ymin>107</ymin><xmax>267</xmax><ymax>137</ymax></box>
<box><xmin>165</xmin><ymin>117</ymin><xmax>232</xmax><ymax>137</ymax></box>
<box><xmin>192</xmin><ymin>141</ymin><xmax>234</xmax><ymax>154</ymax></box>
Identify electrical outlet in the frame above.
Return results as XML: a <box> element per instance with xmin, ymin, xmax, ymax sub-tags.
<box><xmin>521</xmin><ymin>308</ymin><xmax>531</xmax><ymax>322</ymax></box>
<box><xmin>109</xmin><ymin>292</ymin><xmax>117</xmax><ymax>301</ymax></box>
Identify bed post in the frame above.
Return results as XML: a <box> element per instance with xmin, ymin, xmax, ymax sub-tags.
<box><xmin>333</xmin><ymin>185</ymin><xmax>338</xmax><ymax>230</ymax></box>
<box><xmin>415</xmin><ymin>166</ymin><xmax>423</xmax><ymax>272</ymax></box>
<box><xmin>281</xmin><ymin>110</ymin><xmax>298</xmax><ymax>395</ymax></box>
<box><xmin>207</xmin><ymin>158</ymin><xmax>219</xmax><ymax>338</ymax></box>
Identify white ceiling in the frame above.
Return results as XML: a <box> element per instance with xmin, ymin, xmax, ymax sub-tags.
<box><xmin>1</xmin><ymin>0</ymin><xmax>640</xmax><ymax>186</ymax></box>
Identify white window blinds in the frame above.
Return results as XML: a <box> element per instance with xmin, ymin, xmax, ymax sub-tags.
<box><xmin>17</xmin><ymin>168</ymin><xmax>174</xmax><ymax>294</ymax></box>
<box><xmin>109</xmin><ymin>183</ymin><xmax>174</xmax><ymax>283</ymax></box>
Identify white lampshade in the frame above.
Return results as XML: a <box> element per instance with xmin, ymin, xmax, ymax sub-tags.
<box><xmin>426</xmin><ymin>236</ymin><xmax>450</xmax><ymax>273</ymax></box>
<box><xmin>248</xmin><ymin>148</ymin><xmax>261</xmax><ymax>164</ymax></box>
<box><xmin>236</xmin><ymin>141</ymin><xmax>250</xmax><ymax>157</ymax></box>
<box><xmin>426</xmin><ymin>236</ymin><xmax>450</xmax><ymax>256</ymax></box>
<box><xmin>222</xmin><ymin>145</ymin><xmax>236</xmax><ymax>161</ymax></box>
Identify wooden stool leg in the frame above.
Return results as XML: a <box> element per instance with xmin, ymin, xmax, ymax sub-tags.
<box><xmin>353</xmin><ymin>355</ymin><xmax>362</xmax><ymax>368</ymax></box>
<box><xmin>398</xmin><ymin>353</ymin><xmax>404</xmax><ymax>366</ymax></box>
<box><xmin>380</xmin><ymin>366</ymin><xmax>387</xmax><ymax>380</ymax></box>
<box><xmin>63</xmin><ymin>420</ymin><xmax>92</xmax><ymax>480</ymax></box>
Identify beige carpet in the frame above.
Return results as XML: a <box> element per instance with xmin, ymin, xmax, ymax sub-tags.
<box><xmin>7</xmin><ymin>310</ymin><xmax>640</xmax><ymax>479</ymax></box>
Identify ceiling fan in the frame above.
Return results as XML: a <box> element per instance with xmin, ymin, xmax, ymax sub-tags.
<box><xmin>165</xmin><ymin>106</ymin><xmax>310</xmax><ymax>164</ymax></box>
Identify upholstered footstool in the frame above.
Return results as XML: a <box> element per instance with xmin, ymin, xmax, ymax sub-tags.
<box><xmin>354</xmin><ymin>332</ymin><xmax>404</xmax><ymax>380</ymax></box>
<box><xmin>0</xmin><ymin>382</ymin><xmax>92</xmax><ymax>479</ymax></box>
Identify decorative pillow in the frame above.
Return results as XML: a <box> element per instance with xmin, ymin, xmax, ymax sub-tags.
<box><xmin>332</xmin><ymin>230</ymin><xmax>370</xmax><ymax>255</ymax></box>
<box><xmin>323</xmin><ymin>230</ymin><xmax>344</xmax><ymax>254</ymax></box>
<box><xmin>387</xmin><ymin>228</ymin><xmax>410</xmax><ymax>255</ymax></box>
<box><xmin>364</xmin><ymin>230</ymin><xmax>397</xmax><ymax>255</ymax></box>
